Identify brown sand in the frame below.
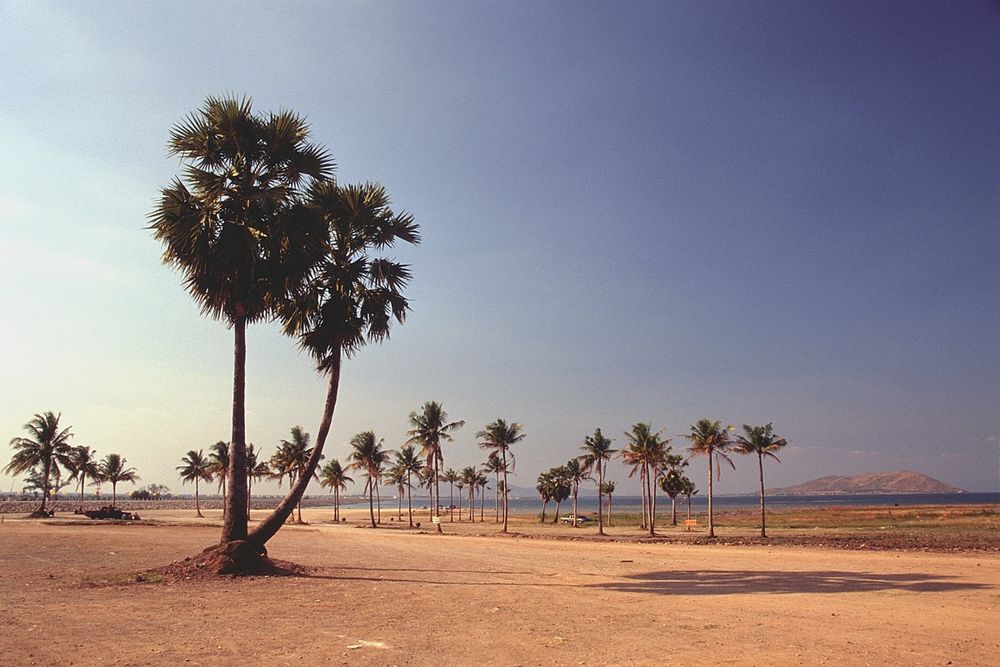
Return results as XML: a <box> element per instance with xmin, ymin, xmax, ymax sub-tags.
<box><xmin>2</xmin><ymin>508</ymin><xmax>997</xmax><ymax>666</ymax></box>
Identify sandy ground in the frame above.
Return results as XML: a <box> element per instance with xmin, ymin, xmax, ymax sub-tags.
<box><xmin>2</xmin><ymin>508</ymin><xmax>998</xmax><ymax>666</ymax></box>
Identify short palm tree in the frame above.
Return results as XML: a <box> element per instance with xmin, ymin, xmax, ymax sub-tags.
<box><xmin>440</xmin><ymin>467</ymin><xmax>459</xmax><ymax>522</ymax></box>
<box><xmin>99</xmin><ymin>453</ymin><xmax>139</xmax><ymax>508</ymax></box>
<box><xmin>686</xmin><ymin>419</ymin><xmax>735</xmax><ymax>538</ymax></box>
<box><xmin>319</xmin><ymin>459</ymin><xmax>352</xmax><ymax>522</ymax></box>
<box><xmin>270</xmin><ymin>426</ymin><xmax>320</xmax><ymax>523</ymax></box>
<box><xmin>394</xmin><ymin>445</ymin><xmax>423</xmax><ymax>528</ymax></box>
<box><xmin>601</xmin><ymin>480</ymin><xmax>616</xmax><ymax>526</ymax></box>
<box><xmin>680</xmin><ymin>476</ymin><xmax>698</xmax><ymax>518</ymax></box>
<box><xmin>407</xmin><ymin>402</ymin><xmax>464</xmax><ymax>533</ymax></box>
<box><xmin>563</xmin><ymin>457</ymin><xmax>591</xmax><ymax>528</ymax></box>
<box><xmin>150</xmin><ymin>96</ymin><xmax>333</xmax><ymax>544</ymax></box>
<box><xmin>208</xmin><ymin>441</ymin><xmax>230</xmax><ymax>504</ymax></box>
<box><xmin>580</xmin><ymin>428</ymin><xmax>616</xmax><ymax>535</ymax></box>
<box><xmin>249</xmin><ymin>181</ymin><xmax>419</xmax><ymax>548</ymax></box>
<box><xmin>734</xmin><ymin>423</ymin><xmax>788</xmax><ymax>537</ymax></box>
<box><xmin>549</xmin><ymin>466</ymin><xmax>571</xmax><ymax>524</ymax></box>
<box><xmin>388</xmin><ymin>465</ymin><xmax>407</xmax><ymax>521</ymax></box>
<box><xmin>348</xmin><ymin>431</ymin><xmax>390</xmax><ymax>528</ymax></box>
<box><xmin>536</xmin><ymin>470</ymin><xmax>554</xmax><ymax>523</ymax></box>
<box><xmin>622</xmin><ymin>422</ymin><xmax>670</xmax><ymax>536</ymax></box>
<box><xmin>477</xmin><ymin>419</ymin><xmax>525</xmax><ymax>533</ymax></box>
<box><xmin>460</xmin><ymin>466</ymin><xmax>478</xmax><ymax>521</ymax></box>
<box><xmin>246</xmin><ymin>443</ymin><xmax>270</xmax><ymax>517</ymax></box>
<box><xmin>5</xmin><ymin>412</ymin><xmax>74</xmax><ymax>515</ymax></box>
<box><xmin>177</xmin><ymin>449</ymin><xmax>213</xmax><ymax>517</ymax></box>
<box><xmin>67</xmin><ymin>445</ymin><xmax>100</xmax><ymax>508</ymax></box>
<box><xmin>658</xmin><ymin>454</ymin><xmax>687</xmax><ymax>525</ymax></box>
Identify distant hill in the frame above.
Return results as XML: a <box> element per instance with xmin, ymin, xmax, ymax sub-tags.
<box><xmin>769</xmin><ymin>471</ymin><xmax>964</xmax><ymax>495</ymax></box>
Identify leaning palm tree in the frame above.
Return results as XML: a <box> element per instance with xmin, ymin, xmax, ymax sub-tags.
<box><xmin>247</xmin><ymin>181</ymin><xmax>419</xmax><ymax>550</ymax></box>
<box><xmin>208</xmin><ymin>441</ymin><xmax>230</xmax><ymax>505</ymax></box>
<box><xmin>477</xmin><ymin>419</ymin><xmax>525</xmax><ymax>533</ymax></box>
<box><xmin>318</xmin><ymin>459</ymin><xmax>352</xmax><ymax>522</ymax></box>
<box><xmin>395</xmin><ymin>445</ymin><xmax>423</xmax><ymax>528</ymax></box>
<box><xmin>407</xmin><ymin>402</ymin><xmax>464</xmax><ymax>533</ymax></box>
<box><xmin>150</xmin><ymin>96</ymin><xmax>333</xmax><ymax>544</ymax></box>
<box><xmin>564</xmin><ymin>457</ymin><xmax>590</xmax><ymax>528</ymax></box>
<box><xmin>347</xmin><ymin>431</ymin><xmax>390</xmax><ymax>528</ymax></box>
<box><xmin>580</xmin><ymin>428</ymin><xmax>616</xmax><ymax>535</ymax></box>
<box><xmin>440</xmin><ymin>468</ymin><xmax>459</xmax><ymax>522</ymax></box>
<box><xmin>177</xmin><ymin>449</ymin><xmax>213</xmax><ymax>517</ymax></box>
<box><xmin>5</xmin><ymin>412</ymin><xmax>74</xmax><ymax>515</ymax></box>
<box><xmin>734</xmin><ymin>423</ymin><xmax>788</xmax><ymax>537</ymax></box>
<box><xmin>686</xmin><ymin>419</ymin><xmax>735</xmax><ymax>538</ymax></box>
<box><xmin>67</xmin><ymin>445</ymin><xmax>100</xmax><ymax>508</ymax></box>
<box><xmin>98</xmin><ymin>453</ymin><xmax>139</xmax><ymax>508</ymax></box>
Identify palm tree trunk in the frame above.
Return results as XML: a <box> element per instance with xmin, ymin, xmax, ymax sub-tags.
<box><xmin>246</xmin><ymin>475</ymin><xmax>252</xmax><ymax>519</ymax></box>
<box><xmin>195</xmin><ymin>478</ymin><xmax>203</xmax><ymax>517</ymax></box>
<box><xmin>596</xmin><ymin>461</ymin><xmax>605</xmax><ymax>536</ymax></box>
<box><xmin>553</xmin><ymin>499</ymin><xmax>561</xmax><ymax>523</ymax></box>
<box><xmin>397</xmin><ymin>488</ymin><xmax>402</xmax><ymax>520</ymax></box>
<box><xmin>334</xmin><ymin>487</ymin><xmax>340</xmax><ymax>522</ymax></box>
<box><xmin>671</xmin><ymin>496</ymin><xmax>677</xmax><ymax>525</ymax></box>
<box><xmin>501</xmin><ymin>450</ymin><xmax>509</xmax><ymax>533</ymax></box>
<box><xmin>111</xmin><ymin>481</ymin><xmax>118</xmax><ymax>508</ymax></box>
<box><xmin>639</xmin><ymin>466</ymin><xmax>647</xmax><ymax>530</ymax></box>
<box><xmin>758</xmin><ymin>451</ymin><xmax>767</xmax><ymax>538</ymax></box>
<box><xmin>376</xmin><ymin>480</ymin><xmax>382</xmax><ymax>524</ymax></box>
<box><xmin>449</xmin><ymin>482</ymin><xmax>454</xmax><ymax>522</ymax></box>
<box><xmin>494</xmin><ymin>472</ymin><xmax>500</xmax><ymax>523</ymax></box>
<box><xmin>686</xmin><ymin>494</ymin><xmax>692</xmax><ymax>519</ymax></box>
<box><xmin>572</xmin><ymin>485</ymin><xmax>579</xmax><ymax>528</ymax></box>
<box><xmin>367</xmin><ymin>478</ymin><xmax>375</xmax><ymax>527</ymax></box>
<box><xmin>39</xmin><ymin>456</ymin><xmax>51</xmax><ymax>513</ymax></box>
<box><xmin>406</xmin><ymin>471</ymin><xmax>414</xmax><ymax>528</ymax></box>
<box><xmin>223</xmin><ymin>315</ymin><xmax>249</xmax><ymax>543</ymax></box>
<box><xmin>607</xmin><ymin>493</ymin><xmax>613</xmax><ymax>526</ymax></box>
<box><xmin>708</xmin><ymin>449</ymin><xmax>715</xmax><ymax>538</ymax></box>
<box><xmin>79</xmin><ymin>473</ymin><xmax>86</xmax><ymax>508</ymax></box>
<box><xmin>540</xmin><ymin>499</ymin><xmax>548</xmax><ymax>523</ymax></box>
<box><xmin>249</xmin><ymin>347</ymin><xmax>342</xmax><ymax>546</ymax></box>
<box><xmin>434</xmin><ymin>452</ymin><xmax>442</xmax><ymax>534</ymax></box>
<box><xmin>648</xmin><ymin>464</ymin><xmax>657</xmax><ymax>537</ymax></box>
<box><xmin>479</xmin><ymin>486</ymin><xmax>485</xmax><ymax>521</ymax></box>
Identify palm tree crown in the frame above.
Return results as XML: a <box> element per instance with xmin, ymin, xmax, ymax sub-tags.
<box><xmin>5</xmin><ymin>412</ymin><xmax>74</xmax><ymax>513</ymax></box>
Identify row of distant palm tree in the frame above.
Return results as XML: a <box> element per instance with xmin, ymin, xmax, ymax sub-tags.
<box><xmin>5</xmin><ymin>412</ymin><xmax>140</xmax><ymax>514</ymax></box>
<box><xmin>537</xmin><ymin>419</ymin><xmax>787</xmax><ymax>538</ymax></box>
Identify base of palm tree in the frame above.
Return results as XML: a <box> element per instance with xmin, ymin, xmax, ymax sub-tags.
<box><xmin>153</xmin><ymin>540</ymin><xmax>307</xmax><ymax>578</ymax></box>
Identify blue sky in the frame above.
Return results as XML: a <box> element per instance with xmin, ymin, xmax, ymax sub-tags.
<box><xmin>1</xmin><ymin>1</ymin><xmax>998</xmax><ymax>496</ymax></box>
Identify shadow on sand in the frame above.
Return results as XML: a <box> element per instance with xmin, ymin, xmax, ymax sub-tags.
<box><xmin>586</xmin><ymin>569</ymin><xmax>994</xmax><ymax>596</ymax></box>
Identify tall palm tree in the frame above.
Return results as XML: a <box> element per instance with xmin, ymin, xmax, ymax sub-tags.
<box><xmin>5</xmin><ymin>412</ymin><xmax>74</xmax><ymax>515</ymax></box>
<box><xmin>347</xmin><ymin>431</ymin><xmax>389</xmax><ymax>528</ymax></box>
<box><xmin>601</xmin><ymin>480</ymin><xmax>616</xmax><ymax>526</ymax></box>
<box><xmin>580</xmin><ymin>428</ymin><xmax>616</xmax><ymax>535</ymax></box>
<box><xmin>564</xmin><ymin>458</ymin><xmax>590</xmax><ymax>528</ymax></box>
<box><xmin>177</xmin><ymin>449</ymin><xmax>213</xmax><ymax>517</ymax></box>
<box><xmin>686</xmin><ymin>419</ymin><xmax>735</xmax><ymax>538</ymax></box>
<box><xmin>734</xmin><ymin>423</ymin><xmax>788</xmax><ymax>537</ymax></box>
<box><xmin>208</xmin><ymin>440</ymin><xmax>230</xmax><ymax>504</ymax></box>
<box><xmin>249</xmin><ymin>181</ymin><xmax>419</xmax><ymax>548</ymax></box>
<box><xmin>477</xmin><ymin>419</ymin><xmax>525</xmax><ymax>533</ymax></box>
<box><xmin>407</xmin><ymin>402</ymin><xmax>464</xmax><ymax>533</ymax></box>
<box><xmin>395</xmin><ymin>445</ymin><xmax>423</xmax><ymax>528</ymax></box>
<box><xmin>319</xmin><ymin>459</ymin><xmax>352</xmax><ymax>522</ymax></box>
<box><xmin>98</xmin><ymin>453</ymin><xmax>139</xmax><ymax>508</ymax></box>
<box><xmin>246</xmin><ymin>443</ymin><xmax>269</xmax><ymax>518</ymax></box>
<box><xmin>67</xmin><ymin>445</ymin><xmax>100</xmax><ymax>508</ymax></box>
<box><xmin>440</xmin><ymin>467</ymin><xmax>459</xmax><ymax>522</ymax></box>
<box><xmin>622</xmin><ymin>423</ymin><xmax>670</xmax><ymax>536</ymax></box>
<box><xmin>150</xmin><ymin>96</ymin><xmax>333</xmax><ymax>544</ymax></box>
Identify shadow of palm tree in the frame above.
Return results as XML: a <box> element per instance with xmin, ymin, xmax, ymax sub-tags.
<box><xmin>587</xmin><ymin>570</ymin><xmax>993</xmax><ymax>596</ymax></box>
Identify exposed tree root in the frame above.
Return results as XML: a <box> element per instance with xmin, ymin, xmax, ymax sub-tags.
<box><xmin>150</xmin><ymin>540</ymin><xmax>309</xmax><ymax>580</ymax></box>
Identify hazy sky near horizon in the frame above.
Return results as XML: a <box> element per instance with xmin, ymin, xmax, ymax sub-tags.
<box><xmin>1</xmin><ymin>1</ymin><xmax>998</xmax><ymax>497</ymax></box>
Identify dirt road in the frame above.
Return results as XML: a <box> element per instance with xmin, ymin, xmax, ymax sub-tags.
<box><xmin>2</xmin><ymin>509</ymin><xmax>997</xmax><ymax>665</ymax></box>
